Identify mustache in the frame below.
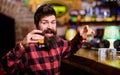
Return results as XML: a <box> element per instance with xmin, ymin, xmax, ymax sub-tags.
<box><xmin>42</xmin><ymin>28</ymin><xmax>56</xmax><ymax>35</ymax></box>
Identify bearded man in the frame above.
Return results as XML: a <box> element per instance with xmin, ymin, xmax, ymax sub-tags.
<box><xmin>0</xmin><ymin>4</ymin><xmax>95</xmax><ymax>75</ymax></box>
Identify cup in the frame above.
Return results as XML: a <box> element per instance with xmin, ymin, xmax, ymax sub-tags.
<box><xmin>37</xmin><ymin>32</ymin><xmax>45</xmax><ymax>48</ymax></box>
<box><xmin>38</xmin><ymin>39</ymin><xmax>45</xmax><ymax>48</ymax></box>
<box><xmin>106</xmin><ymin>48</ymin><xmax>116</xmax><ymax>61</ymax></box>
<box><xmin>98</xmin><ymin>48</ymin><xmax>107</xmax><ymax>62</ymax></box>
<box><xmin>98</xmin><ymin>48</ymin><xmax>116</xmax><ymax>62</ymax></box>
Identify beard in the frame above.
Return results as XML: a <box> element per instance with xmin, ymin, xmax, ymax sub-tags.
<box><xmin>42</xmin><ymin>28</ymin><xmax>57</xmax><ymax>49</ymax></box>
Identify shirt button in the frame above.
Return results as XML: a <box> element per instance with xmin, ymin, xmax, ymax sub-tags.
<box><xmin>50</xmin><ymin>59</ymin><xmax>54</xmax><ymax>62</ymax></box>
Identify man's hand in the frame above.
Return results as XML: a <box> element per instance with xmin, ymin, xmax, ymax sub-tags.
<box><xmin>21</xmin><ymin>30</ymin><xmax>44</xmax><ymax>48</ymax></box>
<box><xmin>79</xmin><ymin>25</ymin><xmax>95</xmax><ymax>40</ymax></box>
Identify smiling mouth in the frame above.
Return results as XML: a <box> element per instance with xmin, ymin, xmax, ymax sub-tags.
<box><xmin>42</xmin><ymin>28</ymin><xmax>57</xmax><ymax>37</ymax></box>
<box><xmin>45</xmin><ymin>33</ymin><xmax>53</xmax><ymax>37</ymax></box>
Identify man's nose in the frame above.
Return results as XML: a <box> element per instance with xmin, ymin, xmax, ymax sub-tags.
<box><xmin>47</xmin><ymin>23</ymin><xmax>52</xmax><ymax>28</ymax></box>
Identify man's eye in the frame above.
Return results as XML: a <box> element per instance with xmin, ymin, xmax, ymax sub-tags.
<box><xmin>52</xmin><ymin>21</ymin><xmax>56</xmax><ymax>24</ymax></box>
<box><xmin>42</xmin><ymin>22</ymin><xmax>47</xmax><ymax>24</ymax></box>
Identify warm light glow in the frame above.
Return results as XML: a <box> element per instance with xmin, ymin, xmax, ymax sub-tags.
<box><xmin>65</xmin><ymin>29</ymin><xmax>77</xmax><ymax>41</ymax></box>
<box><xmin>103</xmin><ymin>26</ymin><xmax>120</xmax><ymax>40</ymax></box>
<box><xmin>53</xmin><ymin>6</ymin><xmax>67</xmax><ymax>17</ymax></box>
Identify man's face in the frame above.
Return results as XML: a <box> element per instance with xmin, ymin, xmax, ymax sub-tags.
<box><xmin>38</xmin><ymin>15</ymin><xmax>57</xmax><ymax>49</ymax></box>
<box><xmin>38</xmin><ymin>15</ymin><xmax>57</xmax><ymax>38</ymax></box>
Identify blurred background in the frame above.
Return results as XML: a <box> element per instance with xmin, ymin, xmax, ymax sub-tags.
<box><xmin>0</xmin><ymin>0</ymin><xmax>120</xmax><ymax>57</ymax></box>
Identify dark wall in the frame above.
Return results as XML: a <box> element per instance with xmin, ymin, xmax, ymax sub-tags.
<box><xmin>0</xmin><ymin>13</ymin><xmax>15</xmax><ymax>57</ymax></box>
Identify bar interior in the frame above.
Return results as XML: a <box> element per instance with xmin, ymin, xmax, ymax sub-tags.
<box><xmin>0</xmin><ymin>0</ymin><xmax>120</xmax><ymax>75</ymax></box>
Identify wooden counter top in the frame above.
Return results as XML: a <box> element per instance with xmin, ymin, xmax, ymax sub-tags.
<box><xmin>61</xmin><ymin>48</ymin><xmax>120</xmax><ymax>75</ymax></box>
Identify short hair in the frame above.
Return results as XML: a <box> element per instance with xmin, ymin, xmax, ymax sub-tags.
<box><xmin>34</xmin><ymin>4</ymin><xmax>56</xmax><ymax>28</ymax></box>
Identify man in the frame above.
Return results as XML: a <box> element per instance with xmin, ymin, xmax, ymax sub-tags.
<box><xmin>0</xmin><ymin>4</ymin><xmax>95</xmax><ymax>75</ymax></box>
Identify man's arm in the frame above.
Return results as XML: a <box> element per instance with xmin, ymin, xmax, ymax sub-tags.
<box><xmin>70</xmin><ymin>33</ymin><xmax>84</xmax><ymax>54</ymax></box>
<box><xmin>60</xmin><ymin>32</ymin><xmax>83</xmax><ymax>58</ymax></box>
<box><xmin>71</xmin><ymin>25</ymin><xmax>95</xmax><ymax>52</ymax></box>
<box><xmin>0</xmin><ymin>42</ymin><xmax>25</xmax><ymax>74</ymax></box>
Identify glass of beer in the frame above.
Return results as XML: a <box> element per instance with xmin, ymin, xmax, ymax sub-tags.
<box><xmin>38</xmin><ymin>32</ymin><xmax>45</xmax><ymax>48</ymax></box>
<box><xmin>38</xmin><ymin>39</ymin><xmax>45</xmax><ymax>48</ymax></box>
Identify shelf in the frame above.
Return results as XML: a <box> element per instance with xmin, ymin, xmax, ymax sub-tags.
<box><xmin>79</xmin><ymin>21</ymin><xmax>120</xmax><ymax>25</ymax></box>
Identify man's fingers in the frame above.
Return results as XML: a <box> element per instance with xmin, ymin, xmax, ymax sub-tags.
<box><xmin>30</xmin><ymin>30</ymin><xmax>43</xmax><ymax>34</ymax></box>
<box><xmin>83</xmin><ymin>25</ymin><xmax>95</xmax><ymax>35</ymax></box>
<box><xmin>83</xmin><ymin>25</ymin><xmax>89</xmax><ymax>32</ymax></box>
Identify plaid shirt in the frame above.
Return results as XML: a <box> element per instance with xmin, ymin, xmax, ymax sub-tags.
<box><xmin>0</xmin><ymin>33</ymin><xmax>83</xmax><ymax>75</ymax></box>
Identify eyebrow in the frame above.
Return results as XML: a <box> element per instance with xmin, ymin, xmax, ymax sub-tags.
<box><xmin>41</xmin><ymin>20</ymin><xmax>56</xmax><ymax>22</ymax></box>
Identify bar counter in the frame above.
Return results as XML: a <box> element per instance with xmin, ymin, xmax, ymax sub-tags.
<box><xmin>61</xmin><ymin>48</ymin><xmax>120</xmax><ymax>75</ymax></box>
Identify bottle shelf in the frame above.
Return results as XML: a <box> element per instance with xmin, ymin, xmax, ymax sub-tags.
<box><xmin>79</xmin><ymin>21</ymin><xmax>120</xmax><ymax>25</ymax></box>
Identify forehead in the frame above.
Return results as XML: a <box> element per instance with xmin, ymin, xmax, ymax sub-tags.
<box><xmin>41</xmin><ymin>15</ymin><xmax>56</xmax><ymax>21</ymax></box>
